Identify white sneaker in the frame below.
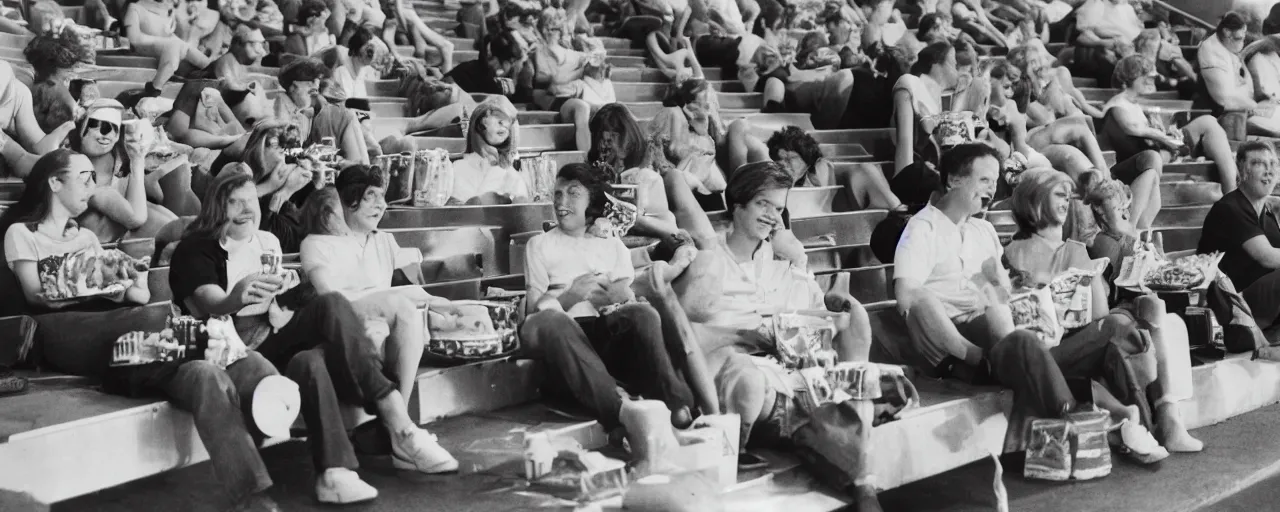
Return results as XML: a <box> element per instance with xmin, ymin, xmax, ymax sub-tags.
<box><xmin>315</xmin><ymin>468</ymin><xmax>378</xmax><ymax>504</ymax></box>
<box><xmin>391</xmin><ymin>428</ymin><xmax>459</xmax><ymax>474</ymax></box>
<box><xmin>1119</xmin><ymin>421</ymin><xmax>1170</xmax><ymax>464</ymax></box>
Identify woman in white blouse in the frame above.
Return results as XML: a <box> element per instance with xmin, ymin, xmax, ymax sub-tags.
<box><xmin>449</xmin><ymin>99</ymin><xmax>532</xmax><ymax>204</ymax></box>
<box><xmin>299</xmin><ymin>168</ymin><xmax>462</xmax><ymax>406</ymax></box>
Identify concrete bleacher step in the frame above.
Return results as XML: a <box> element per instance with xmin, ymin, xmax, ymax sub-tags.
<box><xmin>611</xmin><ymin>66</ymin><xmax>724</xmax><ymax>82</ymax></box>
<box><xmin>380</xmin><ymin>203</ymin><xmax>552</xmax><ymax>233</ymax></box>
<box><xmin>385</xmin><ymin>224</ymin><xmax>505</xmax><ymax>276</ymax></box>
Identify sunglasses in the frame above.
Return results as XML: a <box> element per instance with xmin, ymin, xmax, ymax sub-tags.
<box><xmin>84</xmin><ymin>118</ymin><xmax>119</xmax><ymax>136</ymax></box>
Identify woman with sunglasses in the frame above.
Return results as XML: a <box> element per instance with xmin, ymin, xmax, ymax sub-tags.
<box><xmin>73</xmin><ymin>100</ymin><xmax>179</xmax><ymax>243</ymax></box>
<box><xmin>0</xmin><ymin>149</ymin><xmax>165</xmax><ymax>377</ymax></box>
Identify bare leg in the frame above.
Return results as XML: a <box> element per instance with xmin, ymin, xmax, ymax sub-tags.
<box><xmin>151</xmin><ymin>41</ymin><xmax>185</xmax><ymax>89</ymax></box>
<box><xmin>386</xmin><ymin>297</ymin><xmax>426</xmax><ymax>407</ymax></box>
<box><xmin>761</xmin><ymin>77</ymin><xmax>786</xmax><ymax>112</ymax></box>
<box><xmin>1184</xmin><ymin>115</ymin><xmax>1238</xmax><ymax>192</ymax></box>
<box><xmin>903</xmin><ymin>293</ymin><xmax>985</xmax><ymax>367</ymax></box>
<box><xmin>724</xmin><ymin>119</ymin><xmax>769</xmax><ymax>175</ymax></box>
<box><xmin>1028</xmin><ymin>116</ymin><xmax>1109</xmax><ymax>172</ymax></box>
<box><xmin>1246</xmin><ymin>115</ymin><xmax>1280</xmax><ymax>138</ymax></box>
<box><xmin>832</xmin><ymin>162</ymin><xmax>902</xmax><ymax>210</ymax></box>
<box><xmin>559</xmin><ymin>98</ymin><xmax>591</xmax><ymax>151</ymax></box>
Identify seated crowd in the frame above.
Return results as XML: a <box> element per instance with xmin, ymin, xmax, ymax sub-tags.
<box><xmin>1</xmin><ymin>0</ymin><xmax>1279</xmax><ymax>511</ymax></box>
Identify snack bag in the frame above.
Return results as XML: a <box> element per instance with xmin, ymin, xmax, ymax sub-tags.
<box><xmin>1009</xmin><ymin>287</ymin><xmax>1063</xmax><ymax>348</ymax></box>
<box><xmin>413</xmin><ymin>148</ymin><xmax>454</xmax><ymax>207</ymax></box>
<box><xmin>1048</xmin><ymin>259</ymin><xmax>1107</xmax><ymax>330</ymax></box>
<box><xmin>771</xmin><ymin>312</ymin><xmax>838</xmax><ymax>369</ymax></box>
<box><xmin>376</xmin><ymin>152</ymin><xmax>416</xmax><ymax>204</ymax></box>
<box><xmin>927</xmin><ymin>111</ymin><xmax>986</xmax><ymax>149</ymax></box>
<box><xmin>586</xmin><ymin>193</ymin><xmax>639</xmax><ymax>239</ymax></box>
<box><xmin>520</xmin><ymin>155</ymin><xmax>556</xmax><ymax>202</ymax></box>
<box><xmin>204</xmin><ymin>316</ymin><xmax>249</xmax><ymax>369</ymax></box>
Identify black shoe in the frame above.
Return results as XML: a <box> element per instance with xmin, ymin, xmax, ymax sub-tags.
<box><xmin>670</xmin><ymin>405</ymin><xmax>693</xmax><ymax>429</ymax></box>
<box><xmin>143</xmin><ymin>82</ymin><xmax>162</xmax><ymax>98</ymax></box>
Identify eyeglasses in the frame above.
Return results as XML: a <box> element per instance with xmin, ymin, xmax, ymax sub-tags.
<box><xmin>84</xmin><ymin>118</ymin><xmax>118</xmax><ymax>136</ymax></box>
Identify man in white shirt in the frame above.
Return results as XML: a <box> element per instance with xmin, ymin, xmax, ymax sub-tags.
<box><xmin>521</xmin><ymin>163</ymin><xmax>696</xmax><ymax>430</ymax></box>
<box><xmin>891</xmin><ymin>144</ymin><xmax>1081</xmax><ymax>420</ymax></box>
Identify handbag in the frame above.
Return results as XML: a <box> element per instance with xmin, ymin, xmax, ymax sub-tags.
<box><xmin>1205</xmin><ymin>273</ymin><xmax>1268</xmax><ymax>353</ymax></box>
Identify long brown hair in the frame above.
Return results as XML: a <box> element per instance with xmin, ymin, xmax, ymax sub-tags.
<box><xmin>183</xmin><ymin>171</ymin><xmax>256</xmax><ymax>240</ymax></box>
<box><xmin>0</xmin><ymin>149</ymin><xmax>80</xmax><ymax>238</ymax></box>
<box><xmin>465</xmin><ymin>100</ymin><xmax>519</xmax><ymax>168</ymax></box>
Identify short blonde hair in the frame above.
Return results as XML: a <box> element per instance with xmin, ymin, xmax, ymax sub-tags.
<box><xmin>1011</xmin><ymin>169</ymin><xmax>1075</xmax><ymax>236</ymax></box>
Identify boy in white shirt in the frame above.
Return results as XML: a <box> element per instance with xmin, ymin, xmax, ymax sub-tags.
<box><xmin>522</xmin><ymin>163</ymin><xmax>695</xmax><ymax>430</ymax></box>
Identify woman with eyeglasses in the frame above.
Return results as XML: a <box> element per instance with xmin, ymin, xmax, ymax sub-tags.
<box><xmin>1196</xmin><ymin>11</ymin><xmax>1280</xmax><ymax>137</ymax></box>
<box><xmin>0</xmin><ymin>149</ymin><xmax>165</xmax><ymax>377</ymax></box>
<box><xmin>71</xmin><ymin>100</ymin><xmax>178</xmax><ymax>243</ymax></box>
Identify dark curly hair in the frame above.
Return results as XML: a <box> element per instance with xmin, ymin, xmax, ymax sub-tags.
<box><xmin>24</xmin><ymin>35</ymin><xmax>90</xmax><ymax>81</ymax></box>
<box><xmin>556</xmin><ymin>162</ymin><xmax>610</xmax><ymax>223</ymax></box>
<box><xmin>766</xmin><ymin>126</ymin><xmax>823</xmax><ymax>171</ymax></box>
<box><xmin>336</xmin><ymin>164</ymin><xmax>387</xmax><ymax>208</ymax></box>
<box><xmin>295</xmin><ymin>0</ymin><xmax>328</xmax><ymax>25</ymax></box>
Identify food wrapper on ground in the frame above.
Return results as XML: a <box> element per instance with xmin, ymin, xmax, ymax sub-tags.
<box><xmin>529</xmin><ymin>449</ymin><xmax>629</xmax><ymax>502</ymax></box>
<box><xmin>413</xmin><ymin>148</ymin><xmax>454</xmax><ymax>207</ymax></box>
<box><xmin>1009</xmin><ymin>287</ymin><xmax>1063</xmax><ymax>348</ymax></box>
<box><xmin>424</xmin><ymin>299</ymin><xmax>520</xmax><ymax>363</ymax></box>
<box><xmin>771</xmin><ymin>311</ymin><xmax>838</xmax><ymax>369</ymax></box>
<box><xmin>670</xmin><ymin>423</ymin><xmax>737</xmax><ymax>487</ymax></box>
<box><xmin>38</xmin><ymin>247</ymin><xmax>148</xmax><ymax>301</ymax></box>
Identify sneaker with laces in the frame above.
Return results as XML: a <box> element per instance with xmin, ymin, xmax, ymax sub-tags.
<box><xmin>315</xmin><ymin>468</ymin><xmax>377</xmax><ymax>504</ymax></box>
<box><xmin>391</xmin><ymin>428</ymin><xmax>459</xmax><ymax>474</ymax></box>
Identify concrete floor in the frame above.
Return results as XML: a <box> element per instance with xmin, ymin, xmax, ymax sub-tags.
<box><xmin>57</xmin><ymin>402</ymin><xmax>1280</xmax><ymax>512</ymax></box>
<box><xmin>879</xmin><ymin>402</ymin><xmax>1280</xmax><ymax>512</ymax></box>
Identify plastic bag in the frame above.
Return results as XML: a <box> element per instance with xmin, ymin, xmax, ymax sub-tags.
<box><xmin>1048</xmin><ymin>259</ymin><xmax>1107</xmax><ymax>330</ymax></box>
<box><xmin>376</xmin><ymin>152</ymin><xmax>416</xmax><ymax>204</ymax></box>
<box><xmin>520</xmin><ymin>155</ymin><xmax>556</xmax><ymax>202</ymax></box>
<box><xmin>771</xmin><ymin>312</ymin><xmax>838</xmax><ymax>369</ymax></box>
<box><xmin>412</xmin><ymin>148</ymin><xmax>454</xmax><ymax>207</ymax></box>
<box><xmin>1009</xmin><ymin>287</ymin><xmax>1063</xmax><ymax>348</ymax></box>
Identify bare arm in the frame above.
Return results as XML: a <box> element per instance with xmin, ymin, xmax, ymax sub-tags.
<box><xmin>1109</xmin><ymin>103</ymin><xmax>1176</xmax><ymax>141</ymax></box>
<box><xmin>1243</xmin><ymin>235</ymin><xmax>1280</xmax><ymax>269</ymax></box>
<box><xmin>88</xmin><ymin>162</ymin><xmax>149</xmax><ymax>231</ymax></box>
<box><xmin>892</xmin><ymin>88</ymin><xmax>915</xmax><ymax>175</ymax></box>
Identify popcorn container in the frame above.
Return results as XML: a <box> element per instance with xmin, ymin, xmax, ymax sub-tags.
<box><xmin>260</xmin><ymin>251</ymin><xmax>282</xmax><ymax>275</ymax></box>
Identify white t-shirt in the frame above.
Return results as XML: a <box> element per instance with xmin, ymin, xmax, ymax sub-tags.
<box><xmin>300</xmin><ymin>232</ymin><xmax>417</xmax><ymax>300</ymax></box>
<box><xmin>4</xmin><ymin>223</ymin><xmax>101</xmax><ymax>270</ymax></box>
<box><xmin>703</xmin><ymin>230</ymin><xmax>824</xmax><ymax>330</ymax></box>
<box><xmin>1074</xmin><ymin>0</ymin><xmax>1142</xmax><ymax>42</ymax></box>
<box><xmin>450</xmin><ymin>152</ymin><xmax>531</xmax><ymax>203</ymax></box>
<box><xmin>223</xmin><ymin>231</ymin><xmax>283</xmax><ymax>317</ymax></box>
<box><xmin>525</xmin><ymin>227</ymin><xmax>634</xmax><ymax>318</ymax></box>
<box><xmin>333</xmin><ymin>65</ymin><xmax>377</xmax><ymax>99</ymax></box>
<box><xmin>893</xmin><ymin>203</ymin><xmax>1003</xmax><ymax>321</ymax></box>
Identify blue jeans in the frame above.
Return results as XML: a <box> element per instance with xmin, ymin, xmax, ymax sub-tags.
<box><xmin>160</xmin><ymin>353</ymin><xmax>277</xmax><ymax>503</ymax></box>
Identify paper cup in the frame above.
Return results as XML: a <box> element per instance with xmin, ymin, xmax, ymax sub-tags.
<box><xmin>251</xmin><ymin>375</ymin><xmax>301</xmax><ymax>439</ymax></box>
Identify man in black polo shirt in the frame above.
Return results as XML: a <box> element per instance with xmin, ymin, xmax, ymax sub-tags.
<box><xmin>1198</xmin><ymin>140</ymin><xmax>1280</xmax><ymax>328</ymax></box>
